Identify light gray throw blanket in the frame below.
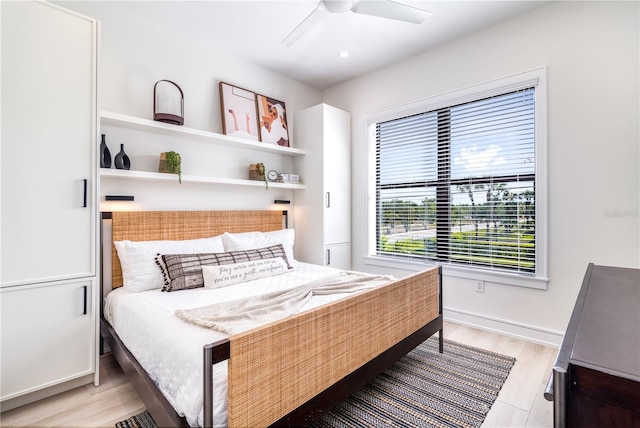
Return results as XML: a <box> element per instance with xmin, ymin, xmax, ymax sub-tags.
<box><xmin>175</xmin><ymin>271</ymin><xmax>394</xmax><ymax>335</ymax></box>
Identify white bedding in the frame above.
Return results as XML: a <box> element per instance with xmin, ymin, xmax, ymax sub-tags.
<box><xmin>105</xmin><ymin>262</ymin><xmax>369</xmax><ymax>427</ymax></box>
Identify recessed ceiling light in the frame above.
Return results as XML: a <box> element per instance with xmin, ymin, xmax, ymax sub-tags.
<box><xmin>339</xmin><ymin>51</ymin><xmax>349</xmax><ymax>58</ymax></box>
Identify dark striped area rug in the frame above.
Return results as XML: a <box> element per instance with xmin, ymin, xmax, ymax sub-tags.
<box><xmin>115</xmin><ymin>409</ymin><xmax>157</xmax><ymax>428</ymax></box>
<box><xmin>116</xmin><ymin>337</ymin><xmax>515</xmax><ymax>428</ymax></box>
<box><xmin>312</xmin><ymin>337</ymin><xmax>516</xmax><ymax>428</ymax></box>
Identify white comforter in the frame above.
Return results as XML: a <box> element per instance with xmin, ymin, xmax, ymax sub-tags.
<box><xmin>104</xmin><ymin>262</ymin><xmax>369</xmax><ymax>427</ymax></box>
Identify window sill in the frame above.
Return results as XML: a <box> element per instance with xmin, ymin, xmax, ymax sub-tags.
<box><xmin>363</xmin><ymin>255</ymin><xmax>548</xmax><ymax>290</ymax></box>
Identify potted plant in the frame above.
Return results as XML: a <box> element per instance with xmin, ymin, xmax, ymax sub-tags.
<box><xmin>248</xmin><ymin>162</ymin><xmax>268</xmax><ymax>189</ymax></box>
<box><xmin>159</xmin><ymin>151</ymin><xmax>182</xmax><ymax>183</ymax></box>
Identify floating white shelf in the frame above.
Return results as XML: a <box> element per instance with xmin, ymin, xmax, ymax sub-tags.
<box><xmin>100</xmin><ymin>111</ymin><xmax>306</xmax><ymax>157</ymax></box>
<box><xmin>100</xmin><ymin>168</ymin><xmax>306</xmax><ymax>190</ymax></box>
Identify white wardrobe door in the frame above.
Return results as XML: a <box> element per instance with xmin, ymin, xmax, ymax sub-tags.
<box><xmin>1</xmin><ymin>1</ymin><xmax>97</xmax><ymax>285</ymax></box>
<box><xmin>323</xmin><ymin>106</ymin><xmax>351</xmax><ymax>246</ymax></box>
<box><xmin>0</xmin><ymin>280</ymin><xmax>94</xmax><ymax>400</ymax></box>
<box><xmin>324</xmin><ymin>243</ymin><xmax>351</xmax><ymax>270</ymax></box>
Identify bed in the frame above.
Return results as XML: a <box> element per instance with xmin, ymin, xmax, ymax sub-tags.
<box><xmin>100</xmin><ymin>210</ymin><xmax>443</xmax><ymax>428</ymax></box>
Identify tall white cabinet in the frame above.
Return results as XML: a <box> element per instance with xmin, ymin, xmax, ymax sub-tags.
<box><xmin>293</xmin><ymin>104</ymin><xmax>351</xmax><ymax>269</ymax></box>
<box><xmin>0</xmin><ymin>1</ymin><xmax>99</xmax><ymax>408</ymax></box>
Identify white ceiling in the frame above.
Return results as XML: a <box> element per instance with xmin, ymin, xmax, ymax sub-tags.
<box><xmin>99</xmin><ymin>1</ymin><xmax>550</xmax><ymax>90</ymax></box>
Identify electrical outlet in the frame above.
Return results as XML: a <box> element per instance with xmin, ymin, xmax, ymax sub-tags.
<box><xmin>475</xmin><ymin>280</ymin><xmax>485</xmax><ymax>293</ymax></box>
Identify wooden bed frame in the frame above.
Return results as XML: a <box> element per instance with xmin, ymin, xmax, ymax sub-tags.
<box><xmin>100</xmin><ymin>210</ymin><xmax>443</xmax><ymax>428</ymax></box>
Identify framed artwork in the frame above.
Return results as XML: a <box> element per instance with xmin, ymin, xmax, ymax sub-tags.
<box><xmin>219</xmin><ymin>82</ymin><xmax>259</xmax><ymax>141</ymax></box>
<box><xmin>257</xmin><ymin>94</ymin><xmax>289</xmax><ymax>147</ymax></box>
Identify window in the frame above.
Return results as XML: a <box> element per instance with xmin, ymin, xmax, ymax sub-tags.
<box><xmin>369</xmin><ymin>70</ymin><xmax>547</xmax><ymax>284</ymax></box>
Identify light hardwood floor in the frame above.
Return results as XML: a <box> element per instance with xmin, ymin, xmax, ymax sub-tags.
<box><xmin>0</xmin><ymin>321</ymin><xmax>558</xmax><ymax>427</ymax></box>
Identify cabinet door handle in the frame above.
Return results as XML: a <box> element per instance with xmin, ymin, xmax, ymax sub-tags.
<box><xmin>83</xmin><ymin>285</ymin><xmax>87</xmax><ymax>315</ymax></box>
<box><xmin>326</xmin><ymin>248</ymin><xmax>331</xmax><ymax>265</ymax></box>
<box><xmin>83</xmin><ymin>179</ymin><xmax>88</xmax><ymax>208</ymax></box>
<box><xmin>326</xmin><ymin>192</ymin><xmax>331</xmax><ymax>208</ymax></box>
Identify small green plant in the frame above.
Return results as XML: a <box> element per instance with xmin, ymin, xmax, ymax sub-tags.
<box><xmin>163</xmin><ymin>151</ymin><xmax>182</xmax><ymax>183</ymax></box>
<box><xmin>256</xmin><ymin>162</ymin><xmax>268</xmax><ymax>190</ymax></box>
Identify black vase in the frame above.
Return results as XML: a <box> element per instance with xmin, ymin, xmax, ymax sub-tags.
<box><xmin>100</xmin><ymin>134</ymin><xmax>111</xmax><ymax>168</ymax></box>
<box><xmin>114</xmin><ymin>143</ymin><xmax>131</xmax><ymax>170</ymax></box>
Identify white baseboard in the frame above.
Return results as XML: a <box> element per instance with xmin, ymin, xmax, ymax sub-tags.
<box><xmin>444</xmin><ymin>306</ymin><xmax>563</xmax><ymax>348</ymax></box>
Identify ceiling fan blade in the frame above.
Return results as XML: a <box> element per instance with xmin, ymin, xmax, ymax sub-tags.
<box><xmin>351</xmin><ymin>0</ymin><xmax>431</xmax><ymax>24</ymax></box>
<box><xmin>282</xmin><ymin>2</ymin><xmax>330</xmax><ymax>47</ymax></box>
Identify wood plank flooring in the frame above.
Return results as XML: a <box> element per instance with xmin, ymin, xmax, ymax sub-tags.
<box><xmin>0</xmin><ymin>321</ymin><xmax>557</xmax><ymax>427</ymax></box>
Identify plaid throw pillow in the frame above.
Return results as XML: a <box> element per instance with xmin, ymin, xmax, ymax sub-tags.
<box><xmin>156</xmin><ymin>244</ymin><xmax>291</xmax><ymax>292</ymax></box>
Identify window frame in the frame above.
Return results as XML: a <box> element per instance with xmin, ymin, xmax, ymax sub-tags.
<box><xmin>365</xmin><ymin>68</ymin><xmax>548</xmax><ymax>289</ymax></box>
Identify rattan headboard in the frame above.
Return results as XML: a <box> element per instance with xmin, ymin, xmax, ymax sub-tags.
<box><xmin>108</xmin><ymin>210</ymin><xmax>283</xmax><ymax>288</ymax></box>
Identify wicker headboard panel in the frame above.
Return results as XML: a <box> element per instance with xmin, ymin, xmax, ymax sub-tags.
<box><xmin>109</xmin><ymin>210</ymin><xmax>283</xmax><ymax>289</ymax></box>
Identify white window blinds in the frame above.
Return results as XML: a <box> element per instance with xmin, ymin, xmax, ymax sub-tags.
<box><xmin>375</xmin><ymin>88</ymin><xmax>536</xmax><ymax>274</ymax></box>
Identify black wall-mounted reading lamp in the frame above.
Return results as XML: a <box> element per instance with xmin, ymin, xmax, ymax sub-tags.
<box><xmin>274</xmin><ymin>199</ymin><xmax>291</xmax><ymax>228</ymax></box>
<box><xmin>105</xmin><ymin>195</ymin><xmax>135</xmax><ymax>201</ymax></box>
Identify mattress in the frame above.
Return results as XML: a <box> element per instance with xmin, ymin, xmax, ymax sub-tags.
<box><xmin>104</xmin><ymin>262</ymin><xmax>356</xmax><ymax>427</ymax></box>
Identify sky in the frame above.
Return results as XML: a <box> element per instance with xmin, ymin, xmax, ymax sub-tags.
<box><xmin>376</xmin><ymin>88</ymin><xmax>535</xmax><ymax>207</ymax></box>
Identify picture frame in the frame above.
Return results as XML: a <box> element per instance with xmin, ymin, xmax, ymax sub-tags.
<box><xmin>257</xmin><ymin>94</ymin><xmax>289</xmax><ymax>147</ymax></box>
<box><xmin>219</xmin><ymin>81</ymin><xmax>259</xmax><ymax>141</ymax></box>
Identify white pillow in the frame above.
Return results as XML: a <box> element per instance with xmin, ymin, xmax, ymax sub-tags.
<box><xmin>114</xmin><ymin>236</ymin><xmax>225</xmax><ymax>292</ymax></box>
<box><xmin>202</xmin><ymin>257</ymin><xmax>288</xmax><ymax>289</ymax></box>
<box><xmin>222</xmin><ymin>229</ymin><xmax>295</xmax><ymax>263</ymax></box>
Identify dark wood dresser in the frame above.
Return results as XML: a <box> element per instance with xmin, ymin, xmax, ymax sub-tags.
<box><xmin>545</xmin><ymin>263</ymin><xmax>640</xmax><ymax>428</ymax></box>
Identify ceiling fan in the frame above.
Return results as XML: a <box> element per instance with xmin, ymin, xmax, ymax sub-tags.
<box><xmin>282</xmin><ymin>0</ymin><xmax>431</xmax><ymax>47</ymax></box>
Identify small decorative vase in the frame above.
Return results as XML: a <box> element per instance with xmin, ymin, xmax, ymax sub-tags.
<box><xmin>114</xmin><ymin>143</ymin><xmax>131</xmax><ymax>170</ymax></box>
<box><xmin>100</xmin><ymin>134</ymin><xmax>111</xmax><ymax>168</ymax></box>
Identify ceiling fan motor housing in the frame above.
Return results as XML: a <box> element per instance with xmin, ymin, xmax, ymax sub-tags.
<box><xmin>282</xmin><ymin>0</ymin><xmax>429</xmax><ymax>47</ymax></box>
<box><xmin>324</xmin><ymin>0</ymin><xmax>354</xmax><ymax>13</ymax></box>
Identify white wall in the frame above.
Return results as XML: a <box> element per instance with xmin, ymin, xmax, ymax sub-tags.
<box><xmin>322</xmin><ymin>1</ymin><xmax>640</xmax><ymax>346</ymax></box>
<box><xmin>58</xmin><ymin>1</ymin><xmax>322</xmax><ymax>215</ymax></box>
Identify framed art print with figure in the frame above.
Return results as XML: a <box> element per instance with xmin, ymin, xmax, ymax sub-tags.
<box><xmin>220</xmin><ymin>82</ymin><xmax>259</xmax><ymax>141</ymax></box>
<box><xmin>257</xmin><ymin>94</ymin><xmax>289</xmax><ymax>147</ymax></box>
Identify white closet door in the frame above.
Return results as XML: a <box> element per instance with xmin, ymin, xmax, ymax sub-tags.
<box><xmin>324</xmin><ymin>243</ymin><xmax>351</xmax><ymax>270</ymax></box>
<box><xmin>0</xmin><ymin>279</ymin><xmax>94</xmax><ymax>400</ymax></box>
<box><xmin>323</xmin><ymin>106</ymin><xmax>351</xmax><ymax>246</ymax></box>
<box><xmin>1</xmin><ymin>1</ymin><xmax>97</xmax><ymax>285</ymax></box>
